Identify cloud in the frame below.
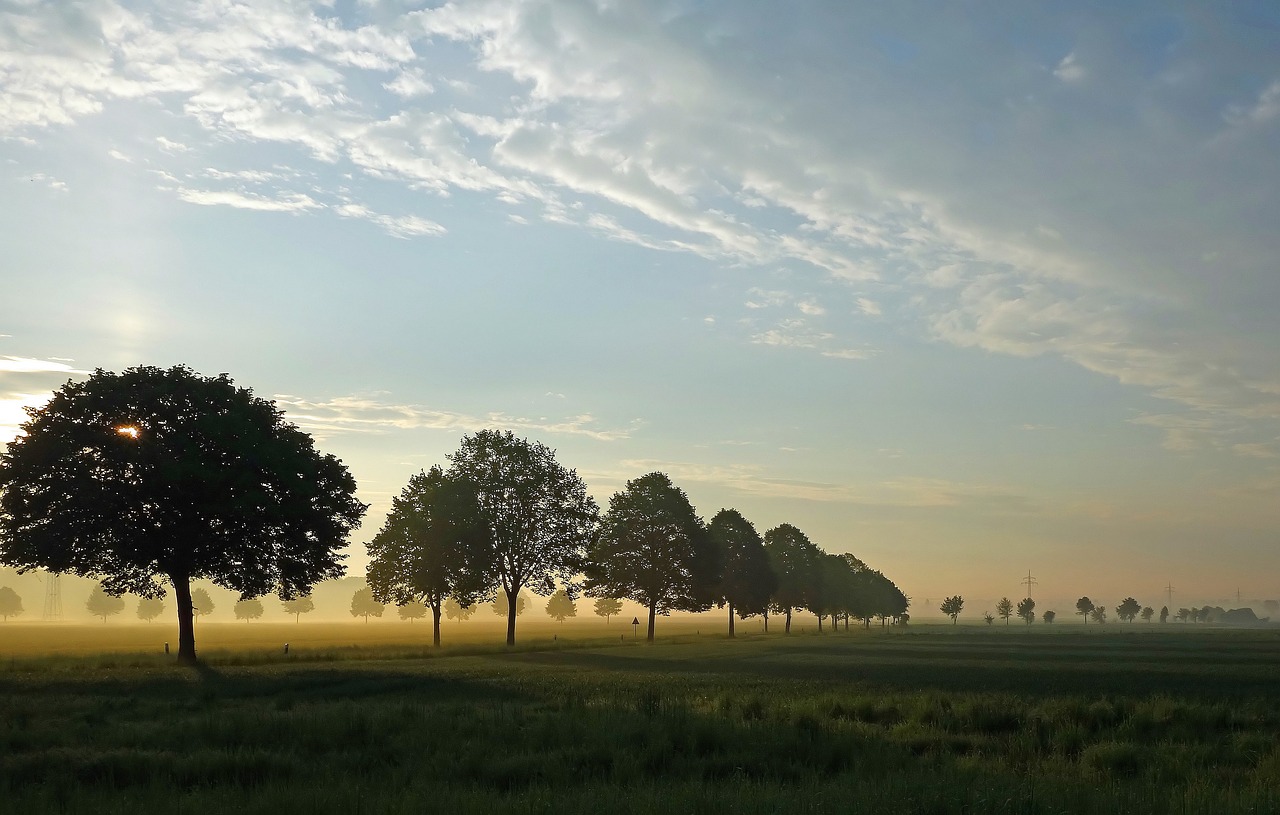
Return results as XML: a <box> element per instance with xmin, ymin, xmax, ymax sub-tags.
<box><xmin>1053</xmin><ymin>52</ymin><xmax>1084</xmax><ymax>83</ymax></box>
<box><xmin>1225</xmin><ymin>80</ymin><xmax>1280</xmax><ymax>127</ymax></box>
<box><xmin>0</xmin><ymin>357</ymin><xmax>86</xmax><ymax>375</ymax></box>
<box><xmin>177</xmin><ymin>187</ymin><xmax>322</xmax><ymax>212</ymax></box>
<box><xmin>272</xmin><ymin>394</ymin><xmax>639</xmax><ymax>442</ymax></box>
<box><xmin>856</xmin><ymin>297</ymin><xmax>881</xmax><ymax>316</ymax></box>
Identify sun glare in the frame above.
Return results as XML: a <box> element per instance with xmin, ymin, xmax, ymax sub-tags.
<box><xmin>116</xmin><ymin>425</ymin><xmax>140</xmax><ymax>439</ymax></box>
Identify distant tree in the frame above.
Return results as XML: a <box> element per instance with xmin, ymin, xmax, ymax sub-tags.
<box><xmin>1016</xmin><ymin>597</ymin><xmax>1036</xmax><ymax>625</ymax></box>
<box><xmin>708</xmin><ymin>509</ymin><xmax>776</xmax><ymax>637</ymax></box>
<box><xmin>939</xmin><ymin>595</ymin><xmax>964</xmax><ymax>624</ymax></box>
<box><xmin>545</xmin><ymin>589</ymin><xmax>577</xmax><ymax>623</ymax></box>
<box><xmin>1176</xmin><ymin>607</ymin><xmax>1190</xmax><ymax>622</ymax></box>
<box><xmin>446</xmin><ymin>430</ymin><xmax>599</xmax><ymax>647</ymax></box>
<box><xmin>593</xmin><ymin>597</ymin><xmax>623</xmax><ymax>624</ymax></box>
<box><xmin>584</xmin><ymin>472</ymin><xmax>718</xmax><ymax>642</ymax></box>
<box><xmin>365</xmin><ymin>466</ymin><xmax>490</xmax><ymax>647</ymax></box>
<box><xmin>191</xmin><ymin>587</ymin><xmax>214</xmax><ymax>619</ymax></box>
<box><xmin>0</xmin><ymin>586</ymin><xmax>22</xmax><ymax>621</ymax></box>
<box><xmin>1140</xmin><ymin>606</ymin><xmax>1154</xmax><ymax>623</ymax></box>
<box><xmin>86</xmin><ymin>582</ymin><xmax>125</xmax><ymax>622</ymax></box>
<box><xmin>1116</xmin><ymin>597</ymin><xmax>1141</xmax><ymax>623</ymax></box>
<box><xmin>1159</xmin><ymin>605</ymin><xmax>1169</xmax><ymax>623</ymax></box>
<box><xmin>137</xmin><ymin>596</ymin><xmax>164</xmax><ymax>622</ymax></box>
<box><xmin>350</xmin><ymin>586</ymin><xmax>385</xmax><ymax>622</ymax></box>
<box><xmin>983</xmin><ymin>612</ymin><xmax>995</xmax><ymax>625</ymax></box>
<box><xmin>282</xmin><ymin>595</ymin><xmax>315</xmax><ymax>623</ymax></box>
<box><xmin>1076</xmin><ymin>596</ymin><xmax>1095</xmax><ymax>624</ymax></box>
<box><xmin>444</xmin><ymin>597</ymin><xmax>475</xmax><ymax>622</ymax></box>
<box><xmin>763</xmin><ymin>523</ymin><xmax>821</xmax><ymax>633</ymax></box>
<box><xmin>234</xmin><ymin>597</ymin><xmax>264</xmax><ymax>622</ymax></box>
<box><xmin>809</xmin><ymin>553</ymin><xmax>854</xmax><ymax>632</ymax></box>
<box><xmin>996</xmin><ymin>597</ymin><xmax>1014</xmax><ymax>626</ymax></box>
<box><xmin>1264</xmin><ymin>599</ymin><xmax>1279</xmax><ymax>616</ymax></box>
<box><xmin>0</xmin><ymin>365</ymin><xmax>366</xmax><ymax>664</ymax></box>
<box><xmin>1043</xmin><ymin>610</ymin><xmax>1056</xmax><ymax>624</ymax></box>
<box><xmin>397</xmin><ymin>601</ymin><xmax>428</xmax><ymax>623</ymax></box>
<box><xmin>491</xmin><ymin>592</ymin><xmax>528</xmax><ymax>617</ymax></box>
<box><xmin>1090</xmin><ymin>605</ymin><xmax>1107</xmax><ymax>624</ymax></box>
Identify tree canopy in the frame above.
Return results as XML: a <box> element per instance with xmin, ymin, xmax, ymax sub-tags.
<box><xmin>137</xmin><ymin>596</ymin><xmax>164</xmax><ymax>622</ymax></box>
<box><xmin>996</xmin><ymin>597</ymin><xmax>1014</xmax><ymax>625</ymax></box>
<box><xmin>1116</xmin><ymin>597</ymin><xmax>1142</xmax><ymax>622</ymax></box>
<box><xmin>447</xmin><ymin>430</ymin><xmax>597</xmax><ymax>646</ymax></box>
<box><xmin>0</xmin><ymin>586</ymin><xmax>23</xmax><ymax>621</ymax></box>
<box><xmin>593</xmin><ymin>597</ymin><xmax>622</xmax><ymax>623</ymax></box>
<box><xmin>940</xmin><ymin>595</ymin><xmax>964</xmax><ymax>624</ymax></box>
<box><xmin>444</xmin><ymin>597</ymin><xmax>475</xmax><ymax>622</ymax></box>
<box><xmin>585</xmin><ymin>472</ymin><xmax>717</xmax><ymax>641</ymax></box>
<box><xmin>397</xmin><ymin>601</ymin><xmax>428</xmax><ymax>622</ymax></box>
<box><xmin>350</xmin><ymin>586</ymin><xmax>385</xmax><ymax>622</ymax></box>
<box><xmin>282</xmin><ymin>595</ymin><xmax>315</xmax><ymax>623</ymax></box>
<box><xmin>1076</xmin><ymin>596</ymin><xmax>1095</xmax><ymax>623</ymax></box>
<box><xmin>365</xmin><ymin>465</ymin><xmax>488</xmax><ymax>646</ymax></box>
<box><xmin>763</xmin><ymin>523</ymin><xmax>820</xmax><ymax>633</ymax></box>
<box><xmin>0</xmin><ymin>365</ymin><xmax>366</xmax><ymax>662</ymax></box>
<box><xmin>544</xmin><ymin>588</ymin><xmax>577</xmax><ymax>623</ymax></box>
<box><xmin>234</xmin><ymin>597</ymin><xmax>264</xmax><ymax>622</ymax></box>
<box><xmin>707</xmin><ymin>508</ymin><xmax>775</xmax><ymax>637</ymax></box>
<box><xmin>1016</xmin><ymin>597</ymin><xmax>1036</xmax><ymax>625</ymax></box>
<box><xmin>191</xmin><ymin>587</ymin><xmax>214</xmax><ymax>618</ymax></box>
<box><xmin>86</xmin><ymin>582</ymin><xmax>125</xmax><ymax>622</ymax></box>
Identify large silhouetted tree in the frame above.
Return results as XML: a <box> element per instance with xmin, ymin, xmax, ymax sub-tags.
<box><xmin>282</xmin><ymin>595</ymin><xmax>315</xmax><ymax>623</ymax></box>
<box><xmin>447</xmin><ymin>430</ymin><xmax>598</xmax><ymax>646</ymax></box>
<box><xmin>1016</xmin><ymin>597</ymin><xmax>1036</xmax><ymax>625</ymax></box>
<box><xmin>544</xmin><ymin>589</ymin><xmax>577</xmax><ymax>623</ymax></box>
<box><xmin>0</xmin><ymin>586</ymin><xmax>22</xmax><ymax>621</ymax></box>
<box><xmin>137</xmin><ymin>596</ymin><xmax>164</xmax><ymax>622</ymax></box>
<box><xmin>584</xmin><ymin>472</ymin><xmax>717</xmax><ymax>642</ymax></box>
<box><xmin>365</xmin><ymin>466</ymin><xmax>489</xmax><ymax>647</ymax></box>
<box><xmin>940</xmin><ymin>595</ymin><xmax>964</xmax><ymax>624</ymax></box>
<box><xmin>0</xmin><ymin>366</ymin><xmax>365</xmax><ymax>663</ymax></box>
<box><xmin>763</xmin><ymin>524</ymin><xmax>820</xmax><ymax>633</ymax></box>
<box><xmin>1076</xmin><ymin>596</ymin><xmax>1095</xmax><ymax>624</ymax></box>
<box><xmin>350</xmin><ymin>586</ymin><xmax>385</xmax><ymax>622</ymax></box>
<box><xmin>593</xmin><ymin>597</ymin><xmax>622</xmax><ymax>624</ymax></box>
<box><xmin>708</xmin><ymin>508</ymin><xmax>776</xmax><ymax>637</ymax></box>
<box><xmin>86</xmin><ymin>582</ymin><xmax>125</xmax><ymax>622</ymax></box>
<box><xmin>234</xmin><ymin>597</ymin><xmax>264</xmax><ymax>622</ymax></box>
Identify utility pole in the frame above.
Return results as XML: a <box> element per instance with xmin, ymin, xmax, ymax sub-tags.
<box><xmin>1165</xmin><ymin>582</ymin><xmax>1174</xmax><ymax>605</ymax></box>
<box><xmin>1022</xmin><ymin>570</ymin><xmax>1038</xmax><ymax>600</ymax></box>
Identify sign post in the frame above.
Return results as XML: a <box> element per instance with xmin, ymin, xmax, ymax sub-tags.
<box><xmin>631</xmin><ymin>616</ymin><xmax>640</xmax><ymax>639</ymax></box>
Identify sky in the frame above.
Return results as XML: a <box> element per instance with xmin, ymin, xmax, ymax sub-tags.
<box><xmin>2</xmin><ymin>1</ymin><xmax>1279</xmax><ymax>613</ymax></box>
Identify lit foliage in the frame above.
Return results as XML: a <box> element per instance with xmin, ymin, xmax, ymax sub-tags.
<box><xmin>86</xmin><ymin>582</ymin><xmax>125</xmax><ymax>622</ymax></box>
<box><xmin>544</xmin><ymin>588</ymin><xmax>577</xmax><ymax>623</ymax></box>
<box><xmin>365</xmin><ymin>465</ymin><xmax>489</xmax><ymax>645</ymax></box>
<box><xmin>0</xmin><ymin>585</ymin><xmax>22</xmax><ymax>621</ymax></box>
<box><xmin>443</xmin><ymin>596</ymin><xmax>475</xmax><ymax>622</ymax></box>
<box><xmin>490</xmin><ymin>592</ymin><xmax>527</xmax><ymax>617</ymax></box>
<box><xmin>234</xmin><ymin>597</ymin><xmax>264</xmax><ymax>622</ymax></box>
<box><xmin>191</xmin><ymin>587</ymin><xmax>214</xmax><ymax>618</ymax></box>
<box><xmin>281</xmin><ymin>595</ymin><xmax>315</xmax><ymax>622</ymax></box>
<box><xmin>136</xmin><ymin>596</ymin><xmax>164</xmax><ymax>622</ymax></box>
<box><xmin>584</xmin><ymin>472</ymin><xmax>717</xmax><ymax>641</ymax></box>
<box><xmin>592</xmin><ymin>597</ymin><xmax>622</xmax><ymax>623</ymax></box>
<box><xmin>397</xmin><ymin>601</ymin><xmax>427</xmax><ymax>622</ymax></box>
<box><xmin>447</xmin><ymin>430</ymin><xmax>598</xmax><ymax>646</ymax></box>
<box><xmin>0</xmin><ymin>365</ymin><xmax>365</xmax><ymax>662</ymax></box>
<box><xmin>350</xmin><ymin>586</ymin><xmax>385</xmax><ymax>622</ymax></box>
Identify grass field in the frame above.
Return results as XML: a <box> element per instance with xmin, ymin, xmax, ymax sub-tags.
<box><xmin>3</xmin><ymin>623</ymin><xmax>1278</xmax><ymax>814</ymax></box>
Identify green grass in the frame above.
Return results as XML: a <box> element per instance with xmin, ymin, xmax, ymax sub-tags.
<box><xmin>3</xmin><ymin>625</ymin><xmax>1279</xmax><ymax>814</ymax></box>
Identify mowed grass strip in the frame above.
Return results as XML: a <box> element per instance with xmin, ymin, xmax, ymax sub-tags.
<box><xmin>3</xmin><ymin>626</ymin><xmax>1279</xmax><ymax>814</ymax></box>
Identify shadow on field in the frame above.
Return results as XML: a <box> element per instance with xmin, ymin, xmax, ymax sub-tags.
<box><xmin>502</xmin><ymin>631</ymin><xmax>1280</xmax><ymax>699</ymax></box>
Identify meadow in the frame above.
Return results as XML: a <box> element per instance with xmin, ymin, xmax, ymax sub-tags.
<box><xmin>2</xmin><ymin>622</ymin><xmax>1278</xmax><ymax>814</ymax></box>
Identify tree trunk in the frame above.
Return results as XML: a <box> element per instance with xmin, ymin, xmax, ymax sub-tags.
<box><xmin>817</xmin><ymin>613</ymin><xmax>823</xmax><ymax>632</ymax></box>
<box><xmin>505</xmin><ymin>586</ymin><xmax>519</xmax><ymax>646</ymax></box>
<box><xmin>785</xmin><ymin>607</ymin><xmax>792</xmax><ymax>634</ymax></box>
<box><xmin>844</xmin><ymin>614</ymin><xmax>849</xmax><ymax>631</ymax></box>
<box><xmin>431</xmin><ymin>602</ymin><xmax>442</xmax><ymax>648</ymax></box>
<box><xmin>647</xmin><ymin>600</ymin><xmax>656</xmax><ymax>642</ymax></box>
<box><xmin>763</xmin><ymin>608</ymin><xmax>769</xmax><ymax>633</ymax></box>
<box><xmin>173</xmin><ymin>576</ymin><xmax>196</xmax><ymax>664</ymax></box>
<box><xmin>728</xmin><ymin>603</ymin><xmax>735</xmax><ymax>638</ymax></box>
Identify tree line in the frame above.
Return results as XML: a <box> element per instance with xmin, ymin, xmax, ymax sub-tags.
<box><xmin>365</xmin><ymin>432</ymin><xmax>909</xmax><ymax>647</ymax></box>
<box><xmin>0</xmin><ymin>366</ymin><xmax>906</xmax><ymax>662</ymax></box>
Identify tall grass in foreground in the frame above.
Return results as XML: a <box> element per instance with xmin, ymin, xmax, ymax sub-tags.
<box><xmin>3</xmin><ymin>628</ymin><xmax>1279</xmax><ymax>814</ymax></box>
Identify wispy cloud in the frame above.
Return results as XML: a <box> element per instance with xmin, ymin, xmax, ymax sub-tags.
<box><xmin>273</xmin><ymin>395</ymin><xmax>640</xmax><ymax>442</ymax></box>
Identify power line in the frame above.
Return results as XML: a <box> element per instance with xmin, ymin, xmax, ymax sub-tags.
<box><xmin>1022</xmin><ymin>570</ymin><xmax>1038</xmax><ymax>599</ymax></box>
